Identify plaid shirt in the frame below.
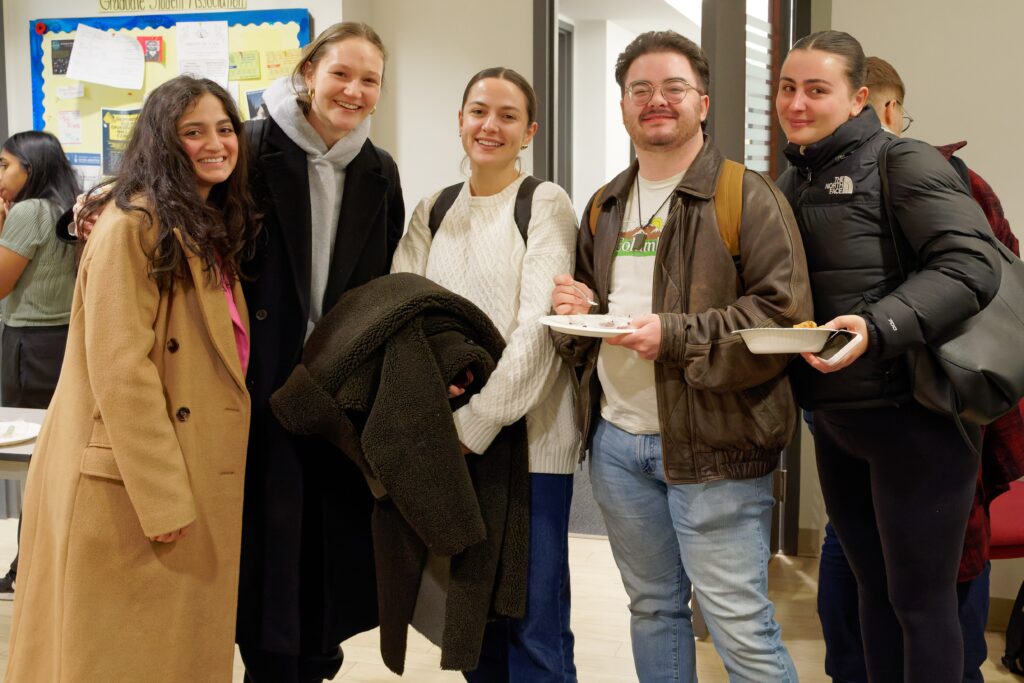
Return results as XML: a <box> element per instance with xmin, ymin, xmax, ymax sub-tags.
<box><xmin>936</xmin><ymin>141</ymin><xmax>1024</xmax><ymax>581</ymax></box>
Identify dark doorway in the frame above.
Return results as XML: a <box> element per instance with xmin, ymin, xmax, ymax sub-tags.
<box><xmin>556</xmin><ymin>21</ymin><xmax>574</xmax><ymax>193</ymax></box>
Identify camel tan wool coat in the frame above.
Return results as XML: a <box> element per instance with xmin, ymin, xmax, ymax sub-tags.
<box><xmin>5</xmin><ymin>203</ymin><xmax>251</xmax><ymax>682</ymax></box>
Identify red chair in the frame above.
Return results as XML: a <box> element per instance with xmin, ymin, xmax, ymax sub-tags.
<box><xmin>990</xmin><ymin>480</ymin><xmax>1024</xmax><ymax>674</ymax></box>
<box><xmin>991</xmin><ymin>481</ymin><xmax>1024</xmax><ymax>560</ymax></box>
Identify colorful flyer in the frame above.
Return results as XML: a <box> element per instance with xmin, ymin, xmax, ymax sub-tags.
<box><xmin>244</xmin><ymin>89</ymin><xmax>266</xmax><ymax>119</ymax></box>
<box><xmin>228</xmin><ymin>51</ymin><xmax>261</xmax><ymax>81</ymax></box>
<box><xmin>264</xmin><ymin>48</ymin><xmax>302</xmax><ymax>79</ymax></box>
<box><xmin>101</xmin><ymin>107</ymin><xmax>141</xmax><ymax>175</ymax></box>
<box><xmin>137</xmin><ymin>36</ymin><xmax>164</xmax><ymax>63</ymax></box>
<box><xmin>66</xmin><ymin>153</ymin><xmax>102</xmax><ymax>192</ymax></box>
<box><xmin>51</xmin><ymin>39</ymin><xmax>74</xmax><ymax>75</ymax></box>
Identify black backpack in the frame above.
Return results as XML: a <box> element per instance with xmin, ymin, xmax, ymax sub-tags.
<box><xmin>428</xmin><ymin>176</ymin><xmax>543</xmax><ymax>243</ymax></box>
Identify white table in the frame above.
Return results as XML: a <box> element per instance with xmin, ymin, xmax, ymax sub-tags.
<box><xmin>0</xmin><ymin>407</ymin><xmax>46</xmax><ymax>490</ymax></box>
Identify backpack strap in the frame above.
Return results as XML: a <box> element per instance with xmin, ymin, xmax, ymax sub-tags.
<box><xmin>430</xmin><ymin>177</ymin><xmax>543</xmax><ymax>244</ymax></box>
<box><xmin>428</xmin><ymin>183</ymin><xmax>464</xmax><ymax>237</ymax></box>
<box><xmin>514</xmin><ymin>175</ymin><xmax>544</xmax><ymax>243</ymax></box>
<box><xmin>714</xmin><ymin>159</ymin><xmax>745</xmax><ymax>260</ymax></box>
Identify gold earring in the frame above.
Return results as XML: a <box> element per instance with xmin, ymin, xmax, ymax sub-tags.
<box><xmin>370</xmin><ymin>106</ymin><xmax>377</xmax><ymax>115</ymax></box>
<box><xmin>521</xmin><ymin>144</ymin><xmax>529</xmax><ymax>150</ymax></box>
<box><xmin>308</xmin><ymin>87</ymin><xmax>315</xmax><ymax>100</ymax></box>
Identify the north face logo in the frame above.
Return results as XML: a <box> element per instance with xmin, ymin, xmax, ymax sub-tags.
<box><xmin>825</xmin><ymin>176</ymin><xmax>854</xmax><ymax>195</ymax></box>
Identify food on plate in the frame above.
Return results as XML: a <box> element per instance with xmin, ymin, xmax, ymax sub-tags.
<box><xmin>568</xmin><ymin>314</ymin><xmax>633</xmax><ymax>329</ymax></box>
<box><xmin>793</xmin><ymin>320</ymin><xmax>818</xmax><ymax>328</ymax></box>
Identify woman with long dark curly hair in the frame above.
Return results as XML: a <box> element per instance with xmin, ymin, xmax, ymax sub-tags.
<box><xmin>4</xmin><ymin>75</ymin><xmax>260</xmax><ymax>682</ymax></box>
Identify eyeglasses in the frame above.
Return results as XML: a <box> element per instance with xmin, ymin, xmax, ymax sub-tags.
<box><xmin>625</xmin><ymin>78</ymin><xmax>698</xmax><ymax>106</ymax></box>
<box><xmin>888</xmin><ymin>99</ymin><xmax>914</xmax><ymax>133</ymax></box>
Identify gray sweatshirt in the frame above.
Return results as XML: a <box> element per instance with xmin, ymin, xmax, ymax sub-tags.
<box><xmin>262</xmin><ymin>75</ymin><xmax>371</xmax><ymax>339</ymax></box>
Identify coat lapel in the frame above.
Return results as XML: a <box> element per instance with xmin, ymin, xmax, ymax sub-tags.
<box><xmin>260</xmin><ymin>122</ymin><xmax>312</xmax><ymax>320</ymax></box>
<box><xmin>175</xmin><ymin>230</ymin><xmax>248</xmax><ymax>394</ymax></box>
<box><xmin>321</xmin><ymin>142</ymin><xmax>388</xmax><ymax>312</ymax></box>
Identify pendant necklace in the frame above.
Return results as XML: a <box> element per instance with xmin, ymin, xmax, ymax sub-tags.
<box><xmin>632</xmin><ymin>175</ymin><xmax>674</xmax><ymax>251</ymax></box>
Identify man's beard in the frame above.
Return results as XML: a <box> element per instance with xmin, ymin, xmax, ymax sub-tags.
<box><xmin>627</xmin><ymin>106</ymin><xmax>702</xmax><ymax>153</ymax></box>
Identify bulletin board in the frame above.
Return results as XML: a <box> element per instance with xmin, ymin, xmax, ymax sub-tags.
<box><xmin>29</xmin><ymin>9</ymin><xmax>310</xmax><ymax>187</ymax></box>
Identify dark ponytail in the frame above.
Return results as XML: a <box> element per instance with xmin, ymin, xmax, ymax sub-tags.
<box><xmin>791</xmin><ymin>30</ymin><xmax>866</xmax><ymax>92</ymax></box>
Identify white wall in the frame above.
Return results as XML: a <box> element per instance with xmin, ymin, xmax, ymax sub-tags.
<box><xmin>830</xmin><ymin>0</ymin><xmax>1023</xmax><ymax>605</ymax></box>
<box><xmin>350</xmin><ymin>0</ymin><xmax>534</xmax><ymax>215</ymax></box>
<box><xmin>832</xmin><ymin>0</ymin><xmax>1021</xmax><ymax>243</ymax></box>
<box><xmin>569</xmin><ymin>19</ymin><xmax>634</xmax><ymax>217</ymax></box>
<box><xmin>2</xmin><ymin>0</ymin><xmax>344</xmax><ymax>135</ymax></box>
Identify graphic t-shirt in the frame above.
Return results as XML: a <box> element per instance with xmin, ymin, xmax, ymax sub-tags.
<box><xmin>597</xmin><ymin>170</ymin><xmax>684</xmax><ymax>435</ymax></box>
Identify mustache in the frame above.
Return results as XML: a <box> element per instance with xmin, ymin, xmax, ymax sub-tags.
<box><xmin>640</xmin><ymin>108</ymin><xmax>678</xmax><ymax>121</ymax></box>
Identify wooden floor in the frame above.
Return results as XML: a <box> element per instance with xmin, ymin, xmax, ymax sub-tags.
<box><xmin>0</xmin><ymin>519</ymin><xmax>1016</xmax><ymax>681</ymax></box>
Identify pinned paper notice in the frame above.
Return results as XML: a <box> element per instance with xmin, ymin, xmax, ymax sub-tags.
<box><xmin>229</xmin><ymin>51</ymin><xmax>261</xmax><ymax>81</ymax></box>
<box><xmin>102</xmin><ymin>107</ymin><xmax>141</xmax><ymax>175</ymax></box>
<box><xmin>66</xmin><ymin>24</ymin><xmax>144</xmax><ymax>90</ymax></box>
<box><xmin>56</xmin><ymin>83</ymin><xmax>85</xmax><ymax>100</ymax></box>
<box><xmin>58</xmin><ymin>111</ymin><xmax>83</xmax><ymax>145</ymax></box>
<box><xmin>177</xmin><ymin>21</ymin><xmax>229</xmax><ymax>88</ymax></box>
<box><xmin>265</xmin><ymin>49</ymin><xmax>302</xmax><ymax>79</ymax></box>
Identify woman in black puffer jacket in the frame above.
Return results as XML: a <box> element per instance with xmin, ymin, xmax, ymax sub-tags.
<box><xmin>774</xmin><ymin>30</ymin><xmax>1000</xmax><ymax>683</ymax></box>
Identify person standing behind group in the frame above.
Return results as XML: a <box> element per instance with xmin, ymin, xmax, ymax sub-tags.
<box><xmin>236</xmin><ymin>22</ymin><xmax>405</xmax><ymax>683</ymax></box>
<box><xmin>5</xmin><ymin>75</ymin><xmax>258</xmax><ymax>682</ymax></box>
<box><xmin>812</xmin><ymin>54</ymin><xmax>1024</xmax><ymax>683</ymax></box>
<box><xmin>775</xmin><ymin>31</ymin><xmax>1000</xmax><ymax>682</ymax></box>
<box><xmin>391</xmin><ymin>66</ymin><xmax>579</xmax><ymax>682</ymax></box>
<box><xmin>0</xmin><ymin>131</ymin><xmax>78</xmax><ymax>409</ymax></box>
<box><xmin>551</xmin><ymin>30</ymin><xmax>811</xmax><ymax>682</ymax></box>
<box><xmin>0</xmin><ymin>130</ymin><xmax>79</xmax><ymax>599</ymax></box>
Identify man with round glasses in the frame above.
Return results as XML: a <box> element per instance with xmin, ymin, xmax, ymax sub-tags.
<box><xmin>550</xmin><ymin>30</ymin><xmax>811</xmax><ymax>682</ymax></box>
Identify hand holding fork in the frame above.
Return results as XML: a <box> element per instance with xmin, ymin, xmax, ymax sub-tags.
<box><xmin>552</xmin><ymin>274</ymin><xmax>598</xmax><ymax>315</ymax></box>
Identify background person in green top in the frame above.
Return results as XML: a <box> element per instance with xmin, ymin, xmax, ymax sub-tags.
<box><xmin>0</xmin><ymin>130</ymin><xmax>80</xmax><ymax>598</ymax></box>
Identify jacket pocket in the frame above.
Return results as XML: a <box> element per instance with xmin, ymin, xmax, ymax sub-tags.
<box><xmin>690</xmin><ymin>375</ymin><xmax>796</xmax><ymax>451</ymax></box>
<box><xmin>80</xmin><ymin>445</ymin><xmax>123</xmax><ymax>482</ymax></box>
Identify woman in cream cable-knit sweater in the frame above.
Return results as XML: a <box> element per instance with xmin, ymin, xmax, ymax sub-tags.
<box><xmin>391</xmin><ymin>67</ymin><xmax>579</xmax><ymax>682</ymax></box>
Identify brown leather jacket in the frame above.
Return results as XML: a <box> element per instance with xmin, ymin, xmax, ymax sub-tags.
<box><xmin>554</xmin><ymin>137</ymin><xmax>813</xmax><ymax>484</ymax></box>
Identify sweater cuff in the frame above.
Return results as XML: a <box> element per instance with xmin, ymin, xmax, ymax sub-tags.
<box><xmin>452</xmin><ymin>404</ymin><xmax>504</xmax><ymax>454</ymax></box>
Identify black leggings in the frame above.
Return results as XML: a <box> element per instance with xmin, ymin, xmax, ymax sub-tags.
<box><xmin>812</xmin><ymin>403</ymin><xmax>979</xmax><ymax>683</ymax></box>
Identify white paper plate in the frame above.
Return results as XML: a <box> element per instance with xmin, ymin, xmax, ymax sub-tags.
<box><xmin>733</xmin><ymin>327</ymin><xmax>832</xmax><ymax>354</ymax></box>
<box><xmin>0</xmin><ymin>420</ymin><xmax>41</xmax><ymax>447</ymax></box>
<box><xmin>540</xmin><ymin>314</ymin><xmax>636</xmax><ymax>338</ymax></box>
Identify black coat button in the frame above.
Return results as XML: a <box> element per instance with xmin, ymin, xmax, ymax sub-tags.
<box><xmin>166</xmin><ymin>338</ymin><xmax>180</xmax><ymax>353</ymax></box>
<box><xmin>175</xmin><ymin>407</ymin><xmax>191</xmax><ymax>422</ymax></box>
<box><xmin>255</xmin><ymin>309</ymin><xmax>268</xmax><ymax>321</ymax></box>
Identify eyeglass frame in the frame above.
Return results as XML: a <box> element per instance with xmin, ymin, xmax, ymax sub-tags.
<box><xmin>886</xmin><ymin>98</ymin><xmax>914</xmax><ymax>133</ymax></box>
<box><xmin>624</xmin><ymin>78</ymin><xmax>701</xmax><ymax>106</ymax></box>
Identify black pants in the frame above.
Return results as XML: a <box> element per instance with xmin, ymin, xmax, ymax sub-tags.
<box><xmin>1</xmin><ymin>324</ymin><xmax>68</xmax><ymax>409</ymax></box>
<box><xmin>812</xmin><ymin>403</ymin><xmax>979</xmax><ymax>683</ymax></box>
<box><xmin>1</xmin><ymin>324</ymin><xmax>68</xmax><ymax>579</ymax></box>
<box><xmin>238</xmin><ymin>643</ymin><xmax>343</xmax><ymax>683</ymax></box>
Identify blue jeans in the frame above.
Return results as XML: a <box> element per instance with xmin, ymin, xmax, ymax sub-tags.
<box><xmin>465</xmin><ymin>473</ymin><xmax>577</xmax><ymax>682</ymax></box>
<box><xmin>818</xmin><ymin>521</ymin><xmax>991</xmax><ymax>683</ymax></box>
<box><xmin>589</xmin><ymin>419</ymin><xmax>797</xmax><ymax>683</ymax></box>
